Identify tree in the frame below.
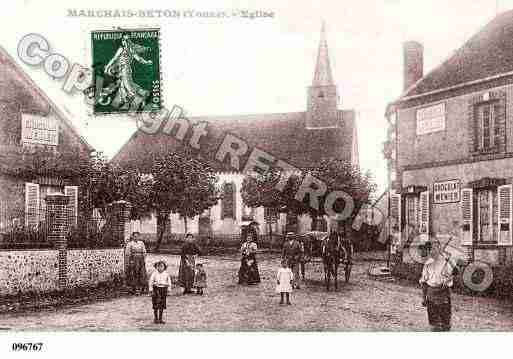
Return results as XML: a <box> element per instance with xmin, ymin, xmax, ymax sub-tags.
<box><xmin>241</xmin><ymin>158</ymin><xmax>376</xmax><ymax>234</ymax></box>
<box><xmin>241</xmin><ymin>167</ymin><xmax>310</xmax><ymax>238</ymax></box>
<box><xmin>73</xmin><ymin>152</ymin><xmax>150</xmax><ymax>220</ymax></box>
<box><xmin>308</xmin><ymin>159</ymin><xmax>376</xmax><ymax>233</ymax></box>
<box><xmin>145</xmin><ymin>151</ymin><xmax>219</xmax><ymax>251</ymax></box>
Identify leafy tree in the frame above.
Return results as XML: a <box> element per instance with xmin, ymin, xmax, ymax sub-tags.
<box><xmin>308</xmin><ymin>158</ymin><xmax>376</xmax><ymax>233</ymax></box>
<box><xmin>73</xmin><ymin>152</ymin><xmax>150</xmax><ymax>220</ymax></box>
<box><xmin>144</xmin><ymin>151</ymin><xmax>219</xmax><ymax>251</ymax></box>
<box><xmin>241</xmin><ymin>167</ymin><xmax>311</xmax><ymax>237</ymax></box>
<box><xmin>241</xmin><ymin>158</ymin><xmax>376</xmax><ymax>234</ymax></box>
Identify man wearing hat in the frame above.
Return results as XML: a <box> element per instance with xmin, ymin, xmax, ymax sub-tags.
<box><xmin>419</xmin><ymin>239</ymin><xmax>459</xmax><ymax>331</ymax></box>
<box><xmin>282</xmin><ymin>232</ymin><xmax>303</xmax><ymax>289</ymax></box>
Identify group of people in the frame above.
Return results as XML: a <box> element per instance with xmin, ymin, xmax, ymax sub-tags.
<box><xmin>128</xmin><ymin>229</ymin><xmax>459</xmax><ymax>331</ymax></box>
<box><xmin>125</xmin><ymin>232</ymin><xmax>207</xmax><ymax>324</ymax></box>
<box><xmin>236</xmin><ymin>231</ymin><xmax>305</xmax><ymax>305</ymax></box>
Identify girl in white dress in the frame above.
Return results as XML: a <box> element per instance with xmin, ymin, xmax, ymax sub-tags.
<box><xmin>276</xmin><ymin>259</ymin><xmax>294</xmax><ymax>305</ymax></box>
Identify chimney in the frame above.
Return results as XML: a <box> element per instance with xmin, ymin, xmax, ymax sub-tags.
<box><xmin>403</xmin><ymin>41</ymin><xmax>423</xmax><ymax>91</ymax></box>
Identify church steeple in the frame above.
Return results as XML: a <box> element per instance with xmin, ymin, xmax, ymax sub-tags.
<box><xmin>312</xmin><ymin>21</ymin><xmax>334</xmax><ymax>86</ymax></box>
<box><xmin>306</xmin><ymin>22</ymin><xmax>339</xmax><ymax>129</ymax></box>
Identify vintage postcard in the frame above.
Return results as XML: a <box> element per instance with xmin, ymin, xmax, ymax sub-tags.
<box><xmin>1</xmin><ymin>0</ymin><xmax>513</xmax><ymax>357</ymax></box>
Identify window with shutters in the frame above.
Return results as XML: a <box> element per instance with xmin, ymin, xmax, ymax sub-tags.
<box><xmin>390</xmin><ymin>193</ymin><xmax>401</xmax><ymax>232</ymax></box>
<box><xmin>38</xmin><ymin>185</ymin><xmax>66</xmax><ymax>228</ymax></box>
<box><xmin>221</xmin><ymin>182</ymin><xmax>236</xmax><ymax>219</ymax></box>
<box><xmin>498</xmin><ymin>185</ymin><xmax>513</xmax><ymax>246</ymax></box>
<box><xmin>404</xmin><ymin>195</ymin><xmax>420</xmax><ymax>242</ymax></box>
<box><xmin>25</xmin><ymin>183</ymin><xmax>40</xmax><ymax>229</ymax></box>
<box><xmin>472</xmin><ymin>100</ymin><xmax>504</xmax><ymax>153</ymax></box>
<box><xmin>477</xmin><ymin>189</ymin><xmax>498</xmax><ymax>243</ymax></box>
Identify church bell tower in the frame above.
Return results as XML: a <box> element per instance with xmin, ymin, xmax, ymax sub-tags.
<box><xmin>306</xmin><ymin>22</ymin><xmax>339</xmax><ymax>129</ymax></box>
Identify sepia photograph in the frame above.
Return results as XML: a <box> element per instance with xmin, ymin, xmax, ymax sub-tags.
<box><xmin>1</xmin><ymin>0</ymin><xmax>513</xmax><ymax>357</ymax></box>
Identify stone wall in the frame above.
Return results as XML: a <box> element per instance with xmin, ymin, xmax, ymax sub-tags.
<box><xmin>0</xmin><ymin>248</ymin><xmax>124</xmax><ymax>296</ymax></box>
<box><xmin>67</xmin><ymin>249</ymin><xmax>124</xmax><ymax>288</ymax></box>
<box><xmin>0</xmin><ymin>250</ymin><xmax>59</xmax><ymax>296</ymax></box>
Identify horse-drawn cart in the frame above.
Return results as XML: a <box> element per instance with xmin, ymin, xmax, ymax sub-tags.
<box><xmin>299</xmin><ymin>231</ymin><xmax>354</xmax><ymax>290</ymax></box>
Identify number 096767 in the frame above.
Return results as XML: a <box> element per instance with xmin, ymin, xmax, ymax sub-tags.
<box><xmin>11</xmin><ymin>343</ymin><xmax>43</xmax><ymax>351</ymax></box>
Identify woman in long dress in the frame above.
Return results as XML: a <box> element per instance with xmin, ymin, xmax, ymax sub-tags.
<box><xmin>238</xmin><ymin>233</ymin><xmax>261</xmax><ymax>285</ymax></box>
<box><xmin>103</xmin><ymin>33</ymin><xmax>153</xmax><ymax>109</ymax></box>
<box><xmin>178</xmin><ymin>233</ymin><xmax>201</xmax><ymax>294</ymax></box>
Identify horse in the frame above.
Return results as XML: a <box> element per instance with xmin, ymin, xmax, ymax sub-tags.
<box><xmin>321</xmin><ymin>232</ymin><xmax>352</xmax><ymax>291</ymax></box>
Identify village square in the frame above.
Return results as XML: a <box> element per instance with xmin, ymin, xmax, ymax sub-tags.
<box><xmin>2</xmin><ymin>2</ymin><xmax>513</xmax><ymax>335</ymax></box>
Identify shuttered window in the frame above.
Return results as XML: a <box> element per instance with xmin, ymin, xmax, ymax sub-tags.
<box><xmin>25</xmin><ymin>182</ymin><xmax>40</xmax><ymax>229</ymax></box>
<box><xmin>461</xmin><ymin>188</ymin><xmax>473</xmax><ymax>245</ymax></box>
<box><xmin>65</xmin><ymin>186</ymin><xmax>78</xmax><ymax>227</ymax></box>
<box><xmin>419</xmin><ymin>191</ymin><xmax>430</xmax><ymax>241</ymax></box>
<box><xmin>477</xmin><ymin>189</ymin><xmax>498</xmax><ymax>243</ymax></box>
<box><xmin>476</xmin><ymin>102</ymin><xmax>501</xmax><ymax>151</ymax></box>
<box><xmin>498</xmin><ymin>184</ymin><xmax>512</xmax><ymax>246</ymax></box>
<box><xmin>390</xmin><ymin>193</ymin><xmax>401</xmax><ymax>232</ymax></box>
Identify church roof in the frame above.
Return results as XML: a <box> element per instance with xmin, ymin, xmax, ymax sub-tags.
<box><xmin>112</xmin><ymin>24</ymin><xmax>357</xmax><ymax>173</ymax></box>
<box><xmin>111</xmin><ymin>110</ymin><xmax>356</xmax><ymax>173</ymax></box>
<box><xmin>403</xmin><ymin>10</ymin><xmax>513</xmax><ymax>98</ymax></box>
<box><xmin>312</xmin><ymin>22</ymin><xmax>334</xmax><ymax>87</ymax></box>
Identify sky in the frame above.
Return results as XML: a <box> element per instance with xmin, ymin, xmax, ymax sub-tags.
<box><xmin>1</xmin><ymin>0</ymin><xmax>511</xmax><ymax>193</ymax></box>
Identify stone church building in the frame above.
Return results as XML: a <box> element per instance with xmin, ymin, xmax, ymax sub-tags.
<box><xmin>113</xmin><ymin>25</ymin><xmax>359</xmax><ymax>238</ymax></box>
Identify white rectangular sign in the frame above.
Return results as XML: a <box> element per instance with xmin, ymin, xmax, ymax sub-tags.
<box><xmin>416</xmin><ymin>103</ymin><xmax>445</xmax><ymax>135</ymax></box>
<box><xmin>433</xmin><ymin>179</ymin><xmax>460</xmax><ymax>204</ymax></box>
<box><xmin>21</xmin><ymin>114</ymin><xmax>59</xmax><ymax>146</ymax></box>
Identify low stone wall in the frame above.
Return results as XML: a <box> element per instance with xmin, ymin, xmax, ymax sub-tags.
<box><xmin>67</xmin><ymin>249</ymin><xmax>124</xmax><ymax>288</ymax></box>
<box><xmin>0</xmin><ymin>250</ymin><xmax>60</xmax><ymax>296</ymax></box>
<box><xmin>0</xmin><ymin>248</ymin><xmax>124</xmax><ymax>296</ymax></box>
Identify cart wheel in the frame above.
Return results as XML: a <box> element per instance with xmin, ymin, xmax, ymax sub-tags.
<box><xmin>345</xmin><ymin>263</ymin><xmax>352</xmax><ymax>283</ymax></box>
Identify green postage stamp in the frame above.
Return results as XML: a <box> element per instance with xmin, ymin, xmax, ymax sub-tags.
<box><xmin>91</xmin><ymin>28</ymin><xmax>161</xmax><ymax>114</ymax></box>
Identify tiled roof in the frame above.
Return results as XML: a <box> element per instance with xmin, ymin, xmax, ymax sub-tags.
<box><xmin>404</xmin><ymin>10</ymin><xmax>513</xmax><ymax>97</ymax></box>
<box><xmin>111</xmin><ymin>110</ymin><xmax>355</xmax><ymax>173</ymax></box>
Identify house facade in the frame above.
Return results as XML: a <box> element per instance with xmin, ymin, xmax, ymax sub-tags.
<box><xmin>113</xmin><ymin>24</ymin><xmax>360</xmax><ymax>237</ymax></box>
<box><xmin>386</xmin><ymin>11</ymin><xmax>513</xmax><ymax>266</ymax></box>
<box><xmin>0</xmin><ymin>47</ymin><xmax>93</xmax><ymax>234</ymax></box>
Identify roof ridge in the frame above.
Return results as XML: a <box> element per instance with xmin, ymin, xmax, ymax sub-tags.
<box><xmin>400</xmin><ymin>10</ymin><xmax>513</xmax><ymax>100</ymax></box>
<box><xmin>186</xmin><ymin>111</ymin><xmax>306</xmax><ymax>121</ymax></box>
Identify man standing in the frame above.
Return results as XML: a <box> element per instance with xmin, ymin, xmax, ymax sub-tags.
<box><xmin>282</xmin><ymin>232</ymin><xmax>302</xmax><ymax>289</ymax></box>
<box><xmin>419</xmin><ymin>240</ymin><xmax>459</xmax><ymax>331</ymax></box>
<box><xmin>125</xmin><ymin>232</ymin><xmax>148</xmax><ymax>295</ymax></box>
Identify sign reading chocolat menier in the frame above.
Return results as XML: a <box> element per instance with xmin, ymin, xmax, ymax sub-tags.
<box><xmin>433</xmin><ymin>180</ymin><xmax>461</xmax><ymax>204</ymax></box>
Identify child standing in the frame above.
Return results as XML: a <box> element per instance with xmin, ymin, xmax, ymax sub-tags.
<box><xmin>276</xmin><ymin>259</ymin><xmax>293</xmax><ymax>305</ymax></box>
<box><xmin>193</xmin><ymin>263</ymin><xmax>207</xmax><ymax>295</ymax></box>
<box><xmin>148</xmin><ymin>260</ymin><xmax>172</xmax><ymax>324</ymax></box>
